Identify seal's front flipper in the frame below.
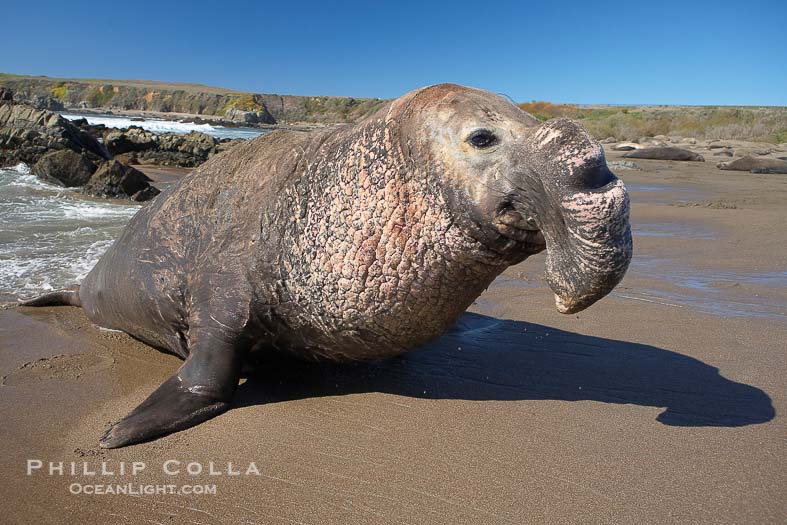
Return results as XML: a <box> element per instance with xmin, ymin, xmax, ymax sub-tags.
<box><xmin>99</xmin><ymin>335</ymin><xmax>242</xmax><ymax>449</ymax></box>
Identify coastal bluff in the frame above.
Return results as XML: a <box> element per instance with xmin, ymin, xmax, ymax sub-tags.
<box><xmin>0</xmin><ymin>74</ymin><xmax>388</xmax><ymax>125</ymax></box>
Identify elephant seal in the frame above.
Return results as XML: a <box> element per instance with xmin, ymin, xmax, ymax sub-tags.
<box><xmin>612</xmin><ymin>142</ymin><xmax>642</xmax><ymax>151</ymax></box>
<box><xmin>21</xmin><ymin>84</ymin><xmax>633</xmax><ymax>448</ymax></box>
<box><xmin>623</xmin><ymin>147</ymin><xmax>705</xmax><ymax>162</ymax></box>
<box><xmin>717</xmin><ymin>155</ymin><xmax>787</xmax><ymax>174</ymax></box>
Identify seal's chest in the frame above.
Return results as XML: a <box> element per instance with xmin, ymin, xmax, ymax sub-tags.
<box><xmin>281</xmin><ymin>222</ymin><xmax>501</xmax><ymax>356</ymax></box>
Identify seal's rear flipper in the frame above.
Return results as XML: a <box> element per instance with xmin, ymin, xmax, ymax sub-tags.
<box><xmin>19</xmin><ymin>286</ymin><xmax>81</xmax><ymax>307</ymax></box>
<box><xmin>99</xmin><ymin>374</ymin><xmax>231</xmax><ymax>448</ymax></box>
<box><xmin>99</xmin><ymin>335</ymin><xmax>242</xmax><ymax>449</ymax></box>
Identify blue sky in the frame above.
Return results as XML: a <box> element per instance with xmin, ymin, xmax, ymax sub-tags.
<box><xmin>3</xmin><ymin>0</ymin><xmax>786</xmax><ymax>105</ymax></box>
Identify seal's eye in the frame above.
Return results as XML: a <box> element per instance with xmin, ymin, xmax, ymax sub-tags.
<box><xmin>467</xmin><ymin>129</ymin><xmax>498</xmax><ymax>149</ymax></box>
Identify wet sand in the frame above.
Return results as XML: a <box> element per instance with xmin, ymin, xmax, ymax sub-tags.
<box><xmin>133</xmin><ymin>165</ymin><xmax>192</xmax><ymax>191</ymax></box>
<box><xmin>1</xmin><ymin>152</ymin><xmax>785</xmax><ymax>523</ymax></box>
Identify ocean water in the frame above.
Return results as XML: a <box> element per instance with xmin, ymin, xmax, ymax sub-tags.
<box><xmin>0</xmin><ymin>113</ymin><xmax>268</xmax><ymax>303</ymax></box>
<box><xmin>0</xmin><ymin>163</ymin><xmax>139</xmax><ymax>302</ymax></box>
<box><xmin>61</xmin><ymin>113</ymin><xmax>266</xmax><ymax>140</ymax></box>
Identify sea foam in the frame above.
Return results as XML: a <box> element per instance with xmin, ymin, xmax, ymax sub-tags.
<box><xmin>61</xmin><ymin>114</ymin><xmax>265</xmax><ymax>140</ymax></box>
<box><xmin>0</xmin><ymin>164</ymin><xmax>139</xmax><ymax>300</ymax></box>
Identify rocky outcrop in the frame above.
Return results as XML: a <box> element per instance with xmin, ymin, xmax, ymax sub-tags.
<box><xmin>26</xmin><ymin>149</ymin><xmax>159</xmax><ymax>201</ymax></box>
<box><xmin>113</xmin><ymin>130</ymin><xmax>220</xmax><ymax>167</ymax></box>
<box><xmin>0</xmin><ymin>100</ymin><xmax>107</xmax><ymax>166</ymax></box>
<box><xmin>83</xmin><ymin>160</ymin><xmax>160</xmax><ymax>201</ymax></box>
<box><xmin>22</xmin><ymin>94</ymin><xmax>65</xmax><ymax>111</ymax></box>
<box><xmin>31</xmin><ymin>149</ymin><xmax>96</xmax><ymax>187</ymax></box>
<box><xmin>717</xmin><ymin>156</ymin><xmax>787</xmax><ymax>174</ymax></box>
<box><xmin>158</xmin><ymin>131</ymin><xmax>216</xmax><ymax>158</ymax></box>
<box><xmin>1</xmin><ymin>98</ymin><xmax>238</xmax><ymax>171</ymax></box>
<box><xmin>0</xmin><ymin>96</ymin><xmax>164</xmax><ymax>202</ymax></box>
<box><xmin>104</xmin><ymin>126</ymin><xmax>158</xmax><ymax>155</ymax></box>
<box><xmin>68</xmin><ymin>117</ymin><xmax>111</xmax><ymax>138</ymax></box>
<box><xmin>224</xmin><ymin>107</ymin><xmax>276</xmax><ymax>125</ymax></box>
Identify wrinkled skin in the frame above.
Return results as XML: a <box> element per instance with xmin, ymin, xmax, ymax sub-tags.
<box><xmin>23</xmin><ymin>84</ymin><xmax>632</xmax><ymax>447</ymax></box>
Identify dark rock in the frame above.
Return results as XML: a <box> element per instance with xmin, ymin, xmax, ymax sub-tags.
<box><xmin>0</xmin><ymin>102</ymin><xmax>108</xmax><ymax>166</ymax></box>
<box><xmin>0</xmin><ymin>87</ymin><xmax>13</xmax><ymax>102</ymax></box>
<box><xmin>26</xmin><ymin>95</ymin><xmax>65</xmax><ymax>111</ymax></box>
<box><xmin>623</xmin><ymin>147</ymin><xmax>705</xmax><ymax>162</ymax></box>
<box><xmin>31</xmin><ymin>149</ymin><xmax>97</xmax><ymax>187</ymax></box>
<box><xmin>83</xmin><ymin>160</ymin><xmax>159</xmax><ymax>201</ymax></box>
<box><xmin>224</xmin><ymin>107</ymin><xmax>276</xmax><ymax>125</ymax></box>
<box><xmin>69</xmin><ymin>118</ymin><xmax>109</xmax><ymax>139</ymax></box>
<box><xmin>717</xmin><ymin>156</ymin><xmax>787</xmax><ymax>174</ymax></box>
<box><xmin>111</xmin><ymin>152</ymin><xmax>140</xmax><ymax>164</ymax></box>
<box><xmin>131</xmin><ymin>186</ymin><xmax>161</xmax><ymax>202</ymax></box>
<box><xmin>101</xmin><ymin>126</ymin><xmax>241</xmax><ymax>166</ymax></box>
<box><xmin>104</xmin><ymin>126</ymin><xmax>158</xmax><ymax>155</ymax></box>
<box><xmin>132</xmin><ymin>131</ymin><xmax>219</xmax><ymax>167</ymax></box>
<box><xmin>159</xmin><ymin>131</ymin><xmax>216</xmax><ymax>156</ymax></box>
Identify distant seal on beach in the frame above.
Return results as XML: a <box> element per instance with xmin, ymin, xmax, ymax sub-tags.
<box><xmin>717</xmin><ymin>155</ymin><xmax>787</xmax><ymax>174</ymax></box>
<box><xmin>21</xmin><ymin>84</ymin><xmax>633</xmax><ymax>448</ymax></box>
<box><xmin>612</xmin><ymin>142</ymin><xmax>642</xmax><ymax>151</ymax></box>
<box><xmin>623</xmin><ymin>147</ymin><xmax>705</xmax><ymax>162</ymax></box>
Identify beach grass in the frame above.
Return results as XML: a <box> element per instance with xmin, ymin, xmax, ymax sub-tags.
<box><xmin>518</xmin><ymin>101</ymin><xmax>787</xmax><ymax>144</ymax></box>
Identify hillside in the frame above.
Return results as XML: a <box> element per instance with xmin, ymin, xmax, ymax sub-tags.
<box><xmin>0</xmin><ymin>73</ymin><xmax>388</xmax><ymax>125</ymax></box>
<box><xmin>518</xmin><ymin>101</ymin><xmax>787</xmax><ymax>144</ymax></box>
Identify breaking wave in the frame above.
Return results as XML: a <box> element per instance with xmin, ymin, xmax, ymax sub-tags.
<box><xmin>0</xmin><ymin>163</ymin><xmax>139</xmax><ymax>302</ymax></box>
<box><xmin>61</xmin><ymin>113</ymin><xmax>265</xmax><ymax>140</ymax></box>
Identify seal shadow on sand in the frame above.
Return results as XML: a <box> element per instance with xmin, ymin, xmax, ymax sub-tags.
<box><xmin>237</xmin><ymin>313</ymin><xmax>775</xmax><ymax>427</ymax></box>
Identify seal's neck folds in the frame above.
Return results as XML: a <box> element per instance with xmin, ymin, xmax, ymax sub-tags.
<box><xmin>278</xmin><ymin>119</ymin><xmax>506</xmax><ymax>356</ymax></box>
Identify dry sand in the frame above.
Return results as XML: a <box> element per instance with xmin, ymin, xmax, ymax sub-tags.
<box><xmin>1</xmin><ymin>151</ymin><xmax>785</xmax><ymax>523</ymax></box>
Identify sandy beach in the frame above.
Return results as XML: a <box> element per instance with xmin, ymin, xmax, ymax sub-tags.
<box><xmin>1</xmin><ymin>151</ymin><xmax>785</xmax><ymax>523</ymax></box>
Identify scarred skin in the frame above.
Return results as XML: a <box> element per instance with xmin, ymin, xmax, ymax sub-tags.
<box><xmin>21</xmin><ymin>84</ymin><xmax>633</xmax><ymax>448</ymax></box>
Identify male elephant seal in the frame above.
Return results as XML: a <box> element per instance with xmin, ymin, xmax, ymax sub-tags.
<box><xmin>717</xmin><ymin>155</ymin><xmax>787</xmax><ymax>174</ymax></box>
<box><xmin>623</xmin><ymin>147</ymin><xmax>704</xmax><ymax>162</ymax></box>
<box><xmin>21</xmin><ymin>84</ymin><xmax>633</xmax><ymax>448</ymax></box>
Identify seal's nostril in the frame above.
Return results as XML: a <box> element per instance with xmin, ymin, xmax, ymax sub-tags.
<box><xmin>577</xmin><ymin>163</ymin><xmax>615</xmax><ymax>190</ymax></box>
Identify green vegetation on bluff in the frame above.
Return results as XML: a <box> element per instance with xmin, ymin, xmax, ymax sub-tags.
<box><xmin>222</xmin><ymin>93</ymin><xmax>266</xmax><ymax>113</ymax></box>
<box><xmin>51</xmin><ymin>84</ymin><xmax>69</xmax><ymax>100</ymax></box>
<box><xmin>85</xmin><ymin>85</ymin><xmax>117</xmax><ymax>107</ymax></box>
